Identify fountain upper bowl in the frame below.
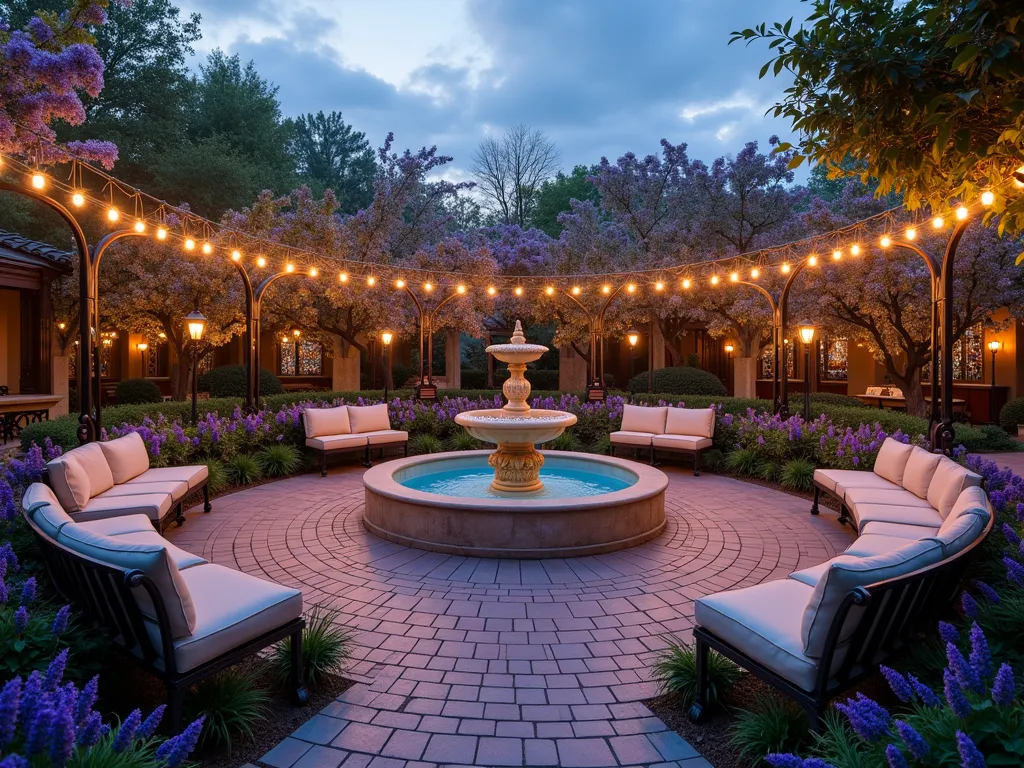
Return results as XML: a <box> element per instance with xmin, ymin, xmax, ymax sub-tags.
<box><xmin>454</xmin><ymin>408</ymin><xmax>577</xmax><ymax>445</ymax></box>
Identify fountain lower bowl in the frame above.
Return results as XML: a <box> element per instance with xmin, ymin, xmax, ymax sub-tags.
<box><xmin>453</xmin><ymin>408</ymin><xmax>577</xmax><ymax>444</ymax></box>
<box><xmin>362</xmin><ymin>450</ymin><xmax>668</xmax><ymax>558</ymax></box>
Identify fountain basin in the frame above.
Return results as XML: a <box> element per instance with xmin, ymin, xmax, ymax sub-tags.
<box><xmin>363</xmin><ymin>450</ymin><xmax>667</xmax><ymax>558</ymax></box>
<box><xmin>454</xmin><ymin>408</ymin><xmax>577</xmax><ymax>446</ymax></box>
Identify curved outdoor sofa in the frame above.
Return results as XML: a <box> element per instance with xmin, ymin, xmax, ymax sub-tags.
<box><xmin>690</xmin><ymin>438</ymin><xmax>992</xmax><ymax>729</ymax></box>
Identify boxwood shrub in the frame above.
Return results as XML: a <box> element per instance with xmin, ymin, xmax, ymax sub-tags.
<box><xmin>999</xmin><ymin>397</ymin><xmax>1024</xmax><ymax>434</ymax></box>
<box><xmin>115</xmin><ymin>378</ymin><xmax>164</xmax><ymax>405</ymax></box>
<box><xmin>198</xmin><ymin>365</ymin><xmax>285</xmax><ymax>398</ymax></box>
<box><xmin>628</xmin><ymin>367</ymin><xmax>728</xmax><ymax>396</ymax></box>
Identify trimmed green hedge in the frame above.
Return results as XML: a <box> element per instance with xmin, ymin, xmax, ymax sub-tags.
<box><xmin>115</xmin><ymin>378</ymin><xmax>163</xmax><ymax>405</ymax></box>
<box><xmin>628</xmin><ymin>367</ymin><xmax>728</xmax><ymax>396</ymax></box>
<box><xmin>198</xmin><ymin>365</ymin><xmax>284</xmax><ymax>398</ymax></box>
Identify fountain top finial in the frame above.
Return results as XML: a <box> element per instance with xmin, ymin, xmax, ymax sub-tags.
<box><xmin>510</xmin><ymin>320</ymin><xmax>526</xmax><ymax>344</ymax></box>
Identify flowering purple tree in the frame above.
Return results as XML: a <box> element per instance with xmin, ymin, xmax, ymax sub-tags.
<box><xmin>0</xmin><ymin>1</ymin><xmax>117</xmax><ymax>167</ymax></box>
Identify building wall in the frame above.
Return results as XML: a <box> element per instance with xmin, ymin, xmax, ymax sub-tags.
<box><xmin>0</xmin><ymin>289</ymin><xmax>21</xmax><ymax>393</ymax></box>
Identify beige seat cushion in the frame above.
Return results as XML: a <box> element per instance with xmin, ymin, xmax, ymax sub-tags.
<box><xmin>47</xmin><ymin>453</ymin><xmax>91</xmax><ymax>513</ymax></box>
<box><xmin>843</xmin><ymin>534</ymin><xmax>916</xmax><ymax>558</ymax></box>
<box><xmin>802</xmin><ymin>540</ymin><xmax>943</xmax><ymax>657</ymax></box>
<box><xmin>814</xmin><ymin>469</ymin><xmax>898</xmax><ymax>495</ymax></box>
<box><xmin>102</xmin><ymin>481</ymin><xmax>189</xmax><ymax>503</ymax></box>
<box><xmin>902</xmin><ymin>447</ymin><xmax>942</xmax><ymax>498</ymax></box>
<box><xmin>99</xmin><ymin>432</ymin><xmax>151</xmax><ymax>484</ymax></box>
<box><xmin>652</xmin><ymin>434</ymin><xmax>712</xmax><ymax>450</ymax></box>
<box><xmin>78</xmin><ymin>514</ymin><xmax>155</xmax><ymax>536</ymax></box>
<box><xmin>149</xmin><ymin>563</ymin><xmax>302</xmax><ymax>673</ymax></box>
<box><xmin>306</xmin><ymin>434</ymin><xmax>368</xmax><ymax>452</ymax></box>
<box><xmin>665</xmin><ymin>407</ymin><xmax>715</xmax><ymax>439</ymax></box>
<box><xmin>67</xmin><ymin>443</ymin><xmax>115</xmax><ymax>496</ymax></box>
<box><xmin>362</xmin><ymin>429</ymin><xmax>408</xmax><ymax>446</ymax></box>
<box><xmin>871</xmin><ymin>438</ymin><xmax>914</xmax><ymax>487</ymax></box>
<box><xmin>851</xmin><ymin>503</ymin><xmax>944</xmax><ymax>529</ymax></box>
<box><xmin>609</xmin><ymin>431</ymin><xmax>656</xmax><ymax>447</ymax></box>
<box><xmin>859</xmin><ymin>521</ymin><xmax>940</xmax><ymax>540</ymax></box>
<box><xmin>696</xmin><ymin>579</ymin><xmax>839</xmax><ymax>692</ymax></box>
<box><xmin>303</xmin><ymin>406</ymin><xmax>350</xmax><ymax>438</ymax></box>
<box><xmin>844</xmin><ymin>487</ymin><xmax>933</xmax><ymax>509</ymax></box>
<box><xmin>112</xmin><ymin>531</ymin><xmax>206</xmax><ymax>570</ymax></box>
<box><xmin>620</xmin><ymin>405</ymin><xmax>668</xmax><ymax>435</ymax></box>
<box><xmin>75</xmin><ymin>492</ymin><xmax>174</xmax><ymax>524</ymax></box>
<box><xmin>23</xmin><ymin>484</ymin><xmax>74</xmax><ymax>539</ymax></box>
<box><xmin>947</xmin><ymin>485</ymin><xmax>991</xmax><ymax>521</ymax></box>
<box><xmin>930</xmin><ymin>512</ymin><xmax>988</xmax><ymax>559</ymax></box>
<box><xmin>125</xmin><ymin>465</ymin><xmax>209</xmax><ymax>491</ymax></box>
<box><xmin>348</xmin><ymin>404</ymin><xmax>391</xmax><ymax>434</ymax></box>
<box><xmin>926</xmin><ymin>457</ymin><xmax>983</xmax><ymax>519</ymax></box>
<box><xmin>788</xmin><ymin>561</ymin><xmax>832</xmax><ymax>587</ymax></box>
<box><xmin>57</xmin><ymin>524</ymin><xmax>195</xmax><ymax>638</ymax></box>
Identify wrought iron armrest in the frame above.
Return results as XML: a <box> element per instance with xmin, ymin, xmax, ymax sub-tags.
<box><xmin>814</xmin><ymin>587</ymin><xmax>871</xmax><ymax>694</ymax></box>
<box><xmin>124</xmin><ymin>569</ymin><xmax>179</xmax><ymax>676</ymax></box>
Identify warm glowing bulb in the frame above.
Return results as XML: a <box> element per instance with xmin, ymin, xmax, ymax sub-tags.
<box><xmin>711</xmin><ymin>275</ymin><xmax>720</xmax><ymax>285</ymax></box>
<box><xmin>808</xmin><ymin>255</ymin><xmax>818</xmax><ymax>266</ymax></box>
<box><xmin>832</xmin><ymin>249</ymin><xmax>842</xmax><ymax>260</ymax></box>
<box><xmin>515</xmin><ymin>286</ymin><xmax>524</xmax><ymax>296</ymax></box>
<box><xmin>655</xmin><ymin>281</ymin><xmax>664</xmax><ymax>291</ymax></box>
<box><xmin>184</xmin><ymin>238</ymin><xmax>195</xmax><ymax>251</ymax></box>
<box><xmin>133</xmin><ymin>220</ymin><xmax>145</xmax><ymax>233</ymax></box>
<box><xmin>309</xmin><ymin>267</ymin><xmax>318</xmax><ymax>278</ymax></box>
<box><xmin>981</xmin><ymin>190</ymin><xmax>995</xmax><ymax>206</ymax></box>
<box><xmin>730</xmin><ymin>271</ymin><xmax>739</xmax><ymax>282</ymax></box>
<box><xmin>156</xmin><ymin>227</ymin><xmax>167</xmax><ymax>240</ymax></box>
<box><xmin>932</xmin><ymin>215</ymin><xmax>945</xmax><ymax>229</ymax></box>
<box><xmin>285</xmin><ymin>263</ymin><xmax>295</xmax><ymax>273</ymax></box>
<box><xmin>367</xmin><ymin>275</ymin><xmax>376</xmax><ymax>286</ymax></box>
<box><xmin>282</xmin><ymin>336</ymin><xmax>290</xmax><ymax>344</ymax></box>
<box><xmin>781</xmin><ymin>262</ymin><xmax>791</xmax><ymax>274</ymax></box>
<box><xmin>201</xmin><ymin>242</ymin><xmax>212</xmax><ymax>254</ymax></box>
<box><xmin>423</xmin><ymin>282</ymin><xmax>433</xmax><ymax>292</ymax></box>
<box><xmin>879</xmin><ymin>235</ymin><xmax>891</xmax><ymax>248</ymax></box>
<box><xmin>71</xmin><ymin>191</ymin><xmax>85</xmax><ymax>207</ymax></box>
<box><xmin>107</xmin><ymin>207</ymin><xmax>119</xmax><ymax>222</ymax></box>
<box><xmin>1015</xmin><ymin>166</ymin><xmax>1024</xmax><ymax>189</ymax></box>
<box><xmin>602</xmin><ymin>284</ymin><xmax>611</xmax><ymax>294</ymax></box>
<box><xmin>339</xmin><ymin>271</ymin><xmax>348</xmax><ymax>282</ymax></box>
<box><xmin>30</xmin><ymin>173</ymin><xmax>45</xmax><ymax>189</ymax></box>
<box><xmin>955</xmin><ymin>205</ymin><xmax>969</xmax><ymax>220</ymax></box>
<box><xmin>545</xmin><ymin>286</ymin><xmax>555</xmax><ymax>296</ymax></box>
<box><xmin>682</xmin><ymin>278</ymin><xmax>692</xmax><ymax>289</ymax></box>
<box><xmin>231</xmin><ymin>250</ymin><xmax>241</xmax><ymax>261</ymax></box>
<box><xmin>57</xmin><ymin>322</ymin><xmax>66</xmax><ymax>331</ymax></box>
<box><xmin>626</xmin><ymin>283</ymin><xmax>636</xmax><ymax>293</ymax></box>
<box><xmin>571</xmin><ymin>286</ymin><xmax>581</xmax><ymax>295</ymax></box>
<box><xmin>293</xmin><ymin>329</ymin><xmax>301</xmax><ymax>338</ymax></box>
<box><xmin>905</xmin><ymin>228</ymin><xmax>917</xmax><ymax>241</ymax></box>
<box><xmin>487</xmin><ymin>286</ymin><xmax>496</xmax><ymax>295</ymax></box>
<box><xmin>751</xmin><ymin>268</ymin><xmax>760</xmax><ymax>279</ymax></box>
<box><xmin>850</xmin><ymin>243</ymin><xmax>861</xmax><ymax>256</ymax></box>
<box><xmin>456</xmin><ymin>284</ymin><xmax>466</xmax><ymax>294</ymax></box>
<box><xmin>395</xmin><ymin>278</ymin><xmax>405</xmax><ymax>289</ymax></box>
<box><xmin>257</xmin><ymin>256</ymin><xmax>267</xmax><ymax>268</ymax></box>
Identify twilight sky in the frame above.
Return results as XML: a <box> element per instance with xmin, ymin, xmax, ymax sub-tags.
<box><xmin>176</xmin><ymin>0</ymin><xmax>810</xmax><ymax>184</ymax></box>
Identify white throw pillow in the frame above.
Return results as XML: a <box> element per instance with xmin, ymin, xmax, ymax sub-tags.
<box><xmin>303</xmin><ymin>405</ymin><xmax>351</xmax><ymax>438</ymax></box>
<box><xmin>620</xmin><ymin>405</ymin><xmax>668</xmax><ymax>434</ymax></box>
<box><xmin>946</xmin><ymin>485</ymin><xmax>991</xmax><ymax>525</ymax></box>
<box><xmin>98</xmin><ymin>432</ymin><xmax>151</xmax><ymax>484</ymax></box>
<box><xmin>931</xmin><ymin>512</ymin><xmax>987</xmax><ymax>558</ymax></box>
<box><xmin>22</xmin><ymin>483</ymin><xmax>73</xmax><ymax>538</ymax></box>
<box><xmin>926</xmin><ymin>457</ymin><xmax>983</xmax><ymax>519</ymax></box>
<box><xmin>665</xmin><ymin>407</ymin><xmax>715</xmax><ymax>439</ymax></box>
<box><xmin>67</xmin><ymin>442</ymin><xmax>115</xmax><ymax>496</ymax></box>
<box><xmin>901</xmin><ymin>446</ymin><xmax>942</xmax><ymax>499</ymax></box>
<box><xmin>47</xmin><ymin>454</ymin><xmax>91</xmax><ymax>513</ymax></box>
<box><xmin>348</xmin><ymin>404</ymin><xmax>392</xmax><ymax>433</ymax></box>
<box><xmin>871</xmin><ymin>438</ymin><xmax>914</xmax><ymax>487</ymax></box>
<box><xmin>801</xmin><ymin>539</ymin><xmax>944</xmax><ymax>657</ymax></box>
<box><xmin>57</xmin><ymin>524</ymin><xmax>196</xmax><ymax>638</ymax></box>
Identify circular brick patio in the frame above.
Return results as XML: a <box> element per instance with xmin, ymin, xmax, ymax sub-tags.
<box><xmin>167</xmin><ymin>465</ymin><xmax>853</xmax><ymax>768</ymax></box>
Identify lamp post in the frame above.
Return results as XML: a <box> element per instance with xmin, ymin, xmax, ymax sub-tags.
<box><xmin>381</xmin><ymin>330</ymin><xmax>394</xmax><ymax>401</ymax></box>
<box><xmin>988</xmin><ymin>339</ymin><xmax>1001</xmax><ymax>424</ymax></box>
<box><xmin>626</xmin><ymin>327</ymin><xmax>639</xmax><ymax>396</ymax></box>
<box><xmin>725</xmin><ymin>344</ymin><xmax>734</xmax><ymax>396</ymax></box>
<box><xmin>185</xmin><ymin>306</ymin><xmax>207</xmax><ymax>425</ymax></box>
<box><xmin>798</xmin><ymin>321</ymin><xmax>816</xmax><ymax>422</ymax></box>
<box><xmin>136</xmin><ymin>342</ymin><xmax>148</xmax><ymax>376</ymax></box>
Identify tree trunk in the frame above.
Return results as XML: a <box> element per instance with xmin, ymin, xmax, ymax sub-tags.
<box><xmin>888</xmin><ymin>364</ymin><xmax>926</xmax><ymax>419</ymax></box>
<box><xmin>170</xmin><ymin>360</ymin><xmax>189</xmax><ymax>401</ymax></box>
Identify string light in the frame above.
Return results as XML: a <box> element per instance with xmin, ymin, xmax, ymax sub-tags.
<box><xmin>904</xmin><ymin>228</ymin><xmax>916</xmax><ymax>241</ymax></box>
<box><xmin>184</xmin><ymin>238</ymin><xmax>195</xmax><ymax>251</ymax></box>
<box><xmin>781</xmin><ymin>262</ymin><xmax>791</xmax><ymax>274</ymax></box>
<box><xmin>955</xmin><ymin>205</ymin><xmax>969</xmax><ymax>220</ymax></box>
<box><xmin>339</xmin><ymin>271</ymin><xmax>348</xmax><ymax>282</ymax></box>
<box><xmin>487</xmin><ymin>286</ymin><xmax>496</xmax><ymax>295</ymax></box>
<box><xmin>257</xmin><ymin>256</ymin><xmax>267</xmax><ymax>268</ymax></box>
<box><xmin>395</xmin><ymin>278</ymin><xmax>405</xmax><ymax>289</ymax></box>
<box><xmin>285</xmin><ymin>263</ymin><xmax>295</xmax><ymax>273</ymax></box>
<box><xmin>571</xmin><ymin>286</ymin><xmax>581</xmax><ymax>295</ymax></box>
<box><xmin>808</xmin><ymin>255</ymin><xmax>818</xmax><ymax>266</ymax></box>
<box><xmin>750</xmin><ymin>268</ymin><xmax>760</xmax><ymax>279</ymax></box>
<box><xmin>515</xmin><ymin>286</ymin><xmax>524</xmax><ymax>296</ymax></box>
<box><xmin>601</xmin><ymin>284</ymin><xmax>611</xmax><ymax>294</ymax></box>
<box><xmin>626</xmin><ymin>283</ymin><xmax>636</xmax><ymax>293</ymax></box>
<box><xmin>545</xmin><ymin>286</ymin><xmax>555</xmax><ymax>296</ymax></box>
<box><xmin>711</xmin><ymin>274</ymin><xmax>720</xmax><ymax>285</ymax></box>
<box><xmin>71</xmin><ymin>191</ymin><xmax>85</xmax><ymax>207</ymax></box>
<box><xmin>932</xmin><ymin>215</ymin><xmax>945</xmax><ymax>229</ymax></box>
<box><xmin>682</xmin><ymin>278</ymin><xmax>692</xmax><ymax>290</ymax></box>
<box><xmin>729</xmin><ymin>271</ymin><xmax>739</xmax><ymax>282</ymax></box>
<box><xmin>655</xmin><ymin>281</ymin><xmax>664</xmax><ymax>291</ymax></box>
<box><xmin>201</xmin><ymin>242</ymin><xmax>212</xmax><ymax>255</ymax></box>
<box><xmin>424</xmin><ymin>282</ymin><xmax>433</xmax><ymax>292</ymax></box>
<box><xmin>850</xmin><ymin>243</ymin><xmax>861</xmax><ymax>256</ymax></box>
<box><xmin>456</xmin><ymin>284</ymin><xmax>466</xmax><ymax>294</ymax></box>
<box><xmin>832</xmin><ymin>249</ymin><xmax>842</xmax><ymax>261</ymax></box>
<box><xmin>879</xmin><ymin>235</ymin><xmax>892</xmax><ymax>248</ymax></box>
<box><xmin>1015</xmin><ymin>166</ymin><xmax>1024</xmax><ymax>189</ymax></box>
<box><xmin>30</xmin><ymin>173</ymin><xmax>45</xmax><ymax>189</ymax></box>
<box><xmin>133</xmin><ymin>220</ymin><xmax>145</xmax><ymax>233</ymax></box>
<box><xmin>981</xmin><ymin>190</ymin><xmax>995</xmax><ymax>206</ymax></box>
<box><xmin>367</xmin><ymin>275</ymin><xmax>376</xmax><ymax>286</ymax></box>
<box><xmin>107</xmin><ymin>207</ymin><xmax>119</xmax><ymax>222</ymax></box>
<box><xmin>156</xmin><ymin>227</ymin><xmax>167</xmax><ymax>240</ymax></box>
<box><xmin>309</xmin><ymin>266</ymin><xmax>318</xmax><ymax>278</ymax></box>
<box><xmin>231</xmin><ymin>250</ymin><xmax>242</xmax><ymax>261</ymax></box>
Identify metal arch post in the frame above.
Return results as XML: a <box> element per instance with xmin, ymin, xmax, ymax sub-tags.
<box><xmin>777</xmin><ymin>261</ymin><xmax>810</xmax><ymax>419</ymax></box>
<box><xmin>558</xmin><ymin>290</ymin><xmax>599</xmax><ymax>384</ymax></box>
<box><xmin>731</xmin><ymin>279</ymin><xmax>780</xmax><ymax>412</ymax></box>
<box><xmin>251</xmin><ymin>271</ymin><xmax>307</xmax><ymax>408</ymax></box>
<box><xmin>421</xmin><ymin>290</ymin><xmax>467</xmax><ymax>388</ymax></box>
<box><xmin>0</xmin><ymin>182</ymin><xmax>96</xmax><ymax>443</ymax></box>
<box><xmin>595</xmin><ymin>284</ymin><xmax>627</xmax><ymax>388</ymax></box>
<box><xmin>936</xmin><ymin>219</ymin><xmax>970</xmax><ymax>453</ymax></box>
<box><xmin>229</xmin><ymin>261</ymin><xmax>257</xmax><ymax>413</ymax></box>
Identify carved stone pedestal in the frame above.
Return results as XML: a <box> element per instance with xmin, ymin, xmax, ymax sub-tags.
<box><xmin>488</xmin><ymin>443</ymin><xmax>545</xmax><ymax>492</ymax></box>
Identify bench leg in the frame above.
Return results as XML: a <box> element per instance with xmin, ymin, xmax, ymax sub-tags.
<box><xmin>291</xmin><ymin>626</ymin><xmax>309</xmax><ymax>706</ymax></box>
<box><xmin>609</xmin><ymin>445</ymin><xmax>615</xmax><ymax>457</ymax></box>
<box><xmin>202</xmin><ymin>484</ymin><xmax>211</xmax><ymax>513</ymax></box>
<box><xmin>688</xmin><ymin>635</ymin><xmax>709</xmax><ymax>724</ymax></box>
<box><xmin>693</xmin><ymin>450</ymin><xmax>701</xmax><ymax>477</ymax></box>
<box><xmin>810</xmin><ymin>486</ymin><xmax>820</xmax><ymax>515</ymax></box>
<box><xmin>321</xmin><ymin>451</ymin><xmax>328</xmax><ymax>478</ymax></box>
<box><xmin>838</xmin><ymin>504</ymin><xmax>852</xmax><ymax>527</ymax></box>
<box><xmin>174</xmin><ymin>501</ymin><xmax>185</xmax><ymax>527</ymax></box>
<box><xmin>363</xmin><ymin>444</ymin><xmax>372</xmax><ymax>468</ymax></box>
<box><xmin>166</xmin><ymin>683</ymin><xmax>186</xmax><ymax>734</ymax></box>
<box><xmin>649</xmin><ymin>447</ymin><xmax>655</xmax><ymax>466</ymax></box>
<box><xmin>404</xmin><ymin>442</ymin><xmax>409</xmax><ymax>458</ymax></box>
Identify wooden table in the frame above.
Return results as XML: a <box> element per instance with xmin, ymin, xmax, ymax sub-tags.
<box><xmin>854</xmin><ymin>394</ymin><xmax>967</xmax><ymax>415</ymax></box>
<box><xmin>0</xmin><ymin>394</ymin><xmax>63</xmax><ymax>442</ymax></box>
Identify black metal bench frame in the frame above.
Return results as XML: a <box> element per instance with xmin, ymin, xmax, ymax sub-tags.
<box><xmin>689</xmin><ymin>512</ymin><xmax>992</xmax><ymax>730</ymax></box>
<box><xmin>810</xmin><ymin>478</ymin><xmax>854</xmax><ymax>528</ymax></box>
<box><xmin>300</xmin><ymin>413</ymin><xmax>408</xmax><ymax>477</ymax></box>
<box><xmin>24</xmin><ymin>512</ymin><xmax>308</xmax><ymax>732</ymax></box>
<box><xmin>608</xmin><ymin>440</ymin><xmax>707</xmax><ymax>476</ymax></box>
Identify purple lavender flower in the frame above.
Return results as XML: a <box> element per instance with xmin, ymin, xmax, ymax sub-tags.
<box><xmin>1002</xmin><ymin>523</ymin><xmax>1021</xmax><ymax>546</ymax></box>
<box><xmin>956</xmin><ymin>730</ymin><xmax>985</xmax><ymax>768</ymax></box>
<box><xmin>908</xmin><ymin>673</ymin><xmax>940</xmax><ymax>707</ymax></box>
<box><xmin>13</xmin><ymin>606</ymin><xmax>28</xmax><ymax>635</ymax></box>
<box><xmin>75</xmin><ymin>676</ymin><xmax>98</xmax><ymax>726</ymax></box>
<box><xmin>0</xmin><ymin>755</ymin><xmax>29</xmax><ymax>768</ymax></box>
<box><xmin>50</xmin><ymin>701</ymin><xmax>75</xmax><ymax>764</ymax></box>
<box><xmin>961</xmin><ymin>592</ymin><xmax>979</xmax><ymax>618</ymax></box>
<box><xmin>155</xmin><ymin>715</ymin><xmax>205</xmax><ymax>767</ymax></box>
<box><xmin>834</xmin><ymin>692</ymin><xmax>890</xmax><ymax>742</ymax></box>
<box><xmin>992</xmin><ymin>663</ymin><xmax>1016</xmax><ymax>706</ymax></box>
<box><xmin>1017</xmin><ymin>502</ymin><xmax>1024</xmax><ymax>521</ymax></box>
<box><xmin>136</xmin><ymin>704</ymin><xmax>165</xmax><ymax>740</ymax></box>
<box><xmin>51</xmin><ymin>604</ymin><xmax>70</xmax><ymax>636</ymax></box>
<box><xmin>76</xmin><ymin>710</ymin><xmax>103</xmax><ymax>747</ymax></box>
<box><xmin>43</xmin><ymin>649</ymin><xmax>68</xmax><ymax>692</ymax></box>
<box><xmin>947</xmin><ymin>642</ymin><xmax>984</xmax><ymax>695</ymax></box>
<box><xmin>880</xmin><ymin>666</ymin><xmax>912</xmax><ymax>703</ymax></box>
<box><xmin>968</xmin><ymin>623</ymin><xmax>992</xmax><ymax>680</ymax></box>
<box><xmin>2</xmin><ymin>544</ymin><xmax>18</xmax><ymax>573</ymax></box>
<box><xmin>25</xmin><ymin>706</ymin><xmax>54</xmax><ymax>756</ymax></box>
<box><xmin>895</xmin><ymin>720</ymin><xmax>929</xmax><ymax>759</ymax></box>
<box><xmin>0</xmin><ymin>677</ymin><xmax>20</xmax><ymax>748</ymax></box>
<box><xmin>939</xmin><ymin>621</ymin><xmax>960</xmax><ymax>644</ymax></box>
<box><xmin>765</xmin><ymin>756</ymin><xmax>803</xmax><ymax>768</ymax></box>
<box><xmin>19</xmin><ymin>577</ymin><xmax>36</xmax><ymax>605</ymax></box>
<box><xmin>885</xmin><ymin>744</ymin><xmax>908</xmax><ymax>768</ymax></box>
<box><xmin>112</xmin><ymin>708</ymin><xmax>142</xmax><ymax>752</ymax></box>
<box><xmin>944</xmin><ymin>669</ymin><xmax>972</xmax><ymax>718</ymax></box>
<box><xmin>19</xmin><ymin>672</ymin><xmax>41</xmax><ymax>725</ymax></box>
<box><xmin>1004</xmin><ymin>555</ymin><xmax>1024</xmax><ymax>588</ymax></box>
<box><xmin>0</xmin><ymin>580</ymin><xmax>7</xmax><ymax>605</ymax></box>
<box><xmin>971</xmin><ymin>580</ymin><xmax>1000</xmax><ymax>605</ymax></box>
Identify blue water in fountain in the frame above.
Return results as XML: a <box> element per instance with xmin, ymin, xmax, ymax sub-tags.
<box><xmin>398</xmin><ymin>454</ymin><xmax>634</xmax><ymax>499</ymax></box>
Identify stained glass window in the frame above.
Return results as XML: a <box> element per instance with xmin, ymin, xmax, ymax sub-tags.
<box><xmin>819</xmin><ymin>337</ymin><xmax>849</xmax><ymax>381</ymax></box>
<box><xmin>952</xmin><ymin>322</ymin><xmax>983</xmax><ymax>381</ymax></box>
<box><xmin>760</xmin><ymin>343</ymin><xmax>795</xmax><ymax>378</ymax></box>
<box><xmin>280</xmin><ymin>342</ymin><xmax>297</xmax><ymax>376</ymax></box>
<box><xmin>298</xmin><ymin>341</ymin><xmax>323</xmax><ymax>376</ymax></box>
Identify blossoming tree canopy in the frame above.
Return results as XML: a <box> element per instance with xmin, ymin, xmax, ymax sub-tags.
<box><xmin>0</xmin><ymin>0</ymin><xmax>117</xmax><ymax>167</ymax></box>
<box><xmin>733</xmin><ymin>0</ymin><xmax>1024</xmax><ymax>234</ymax></box>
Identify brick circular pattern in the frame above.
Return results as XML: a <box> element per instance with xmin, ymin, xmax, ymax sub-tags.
<box><xmin>168</xmin><ymin>464</ymin><xmax>853</xmax><ymax>768</ymax></box>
